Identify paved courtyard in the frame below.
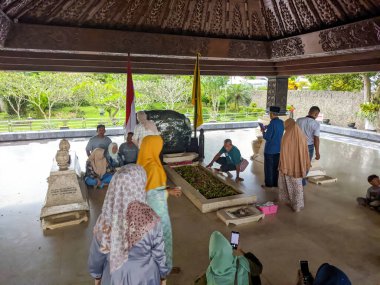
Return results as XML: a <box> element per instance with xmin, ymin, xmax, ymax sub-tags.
<box><xmin>0</xmin><ymin>129</ymin><xmax>379</xmax><ymax>285</ymax></box>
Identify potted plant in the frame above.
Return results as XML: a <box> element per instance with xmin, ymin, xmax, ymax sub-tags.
<box><xmin>357</xmin><ymin>102</ymin><xmax>380</xmax><ymax>131</ymax></box>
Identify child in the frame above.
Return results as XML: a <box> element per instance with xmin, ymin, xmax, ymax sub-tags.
<box><xmin>357</xmin><ymin>174</ymin><xmax>380</xmax><ymax>210</ymax></box>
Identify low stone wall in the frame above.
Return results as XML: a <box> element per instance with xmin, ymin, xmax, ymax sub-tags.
<box><xmin>251</xmin><ymin>90</ymin><xmax>364</xmax><ymax>128</ymax></box>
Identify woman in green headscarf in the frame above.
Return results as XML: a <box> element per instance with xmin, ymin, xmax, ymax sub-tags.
<box><xmin>195</xmin><ymin>231</ymin><xmax>251</xmax><ymax>285</ymax></box>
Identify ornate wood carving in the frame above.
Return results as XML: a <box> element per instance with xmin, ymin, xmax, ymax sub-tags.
<box><xmin>231</xmin><ymin>3</ymin><xmax>244</xmax><ymax>37</ymax></box>
<box><xmin>0</xmin><ymin>10</ymin><xmax>12</xmax><ymax>47</ymax></box>
<box><xmin>165</xmin><ymin>0</ymin><xmax>186</xmax><ymax>30</ymax></box>
<box><xmin>319</xmin><ymin>20</ymin><xmax>380</xmax><ymax>51</ymax></box>
<box><xmin>210</xmin><ymin>0</ymin><xmax>224</xmax><ymax>35</ymax></box>
<box><xmin>144</xmin><ymin>0</ymin><xmax>166</xmax><ymax>26</ymax></box>
<box><xmin>89</xmin><ymin>0</ymin><xmax>118</xmax><ymax>25</ymax></box>
<box><xmin>26</xmin><ymin>0</ymin><xmax>58</xmax><ymax>19</ymax></box>
<box><xmin>5</xmin><ymin>0</ymin><xmax>33</xmax><ymax>18</ymax></box>
<box><xmin>119</xmin><ymin>0</ymin><xmax>144</xmax><ymax>26</ymax></box>
<box><xmin>0</xmin><ymin>0</ymin><xmax>18</xmax><ymax>11</ymax></box>
<box><xmin>228</xmin><ymin>40</ymin><xmax>269</xmax><ymax>59</ymax></box>
<box><xmin>291</xmin><ymin>0</ymin><xmax>317</xmax><ymax>30</ymax></box>
<box><xmin>262</xmin><ymin>7</ymin><xmax>282</xmax><ymax>38</ymax></box>
<box><xmin>189</xmin><ymin>0</ymin><xmax>205</xmax><ymax>32</ymax></box>
<box><xmin>313</xmin><ymin>0</ymin><xmax>339</xmax><ymax>25</ymax></box>
<box><xmin>338</xmin><ymin>0</ymin><xmax>367</xmax><ymax>18</ymax></box>
<box><xmin>278</xmin><ymin>0</ymin><xmax>298</xmax><ymax>34</ymax></box>
<box><xmin>251</xmin><ymin>11</ymin><xmax>266</xmax><ymax>38</ymax></box>
<box><xmin>54</xmin><ymin>0</ymin><xmax>88</xmax><ymax>23</ymax></box>
<box><xmin>271</xmin><ymin>37</ymin><xmax>305</xmax><ymax>58</ymax></box>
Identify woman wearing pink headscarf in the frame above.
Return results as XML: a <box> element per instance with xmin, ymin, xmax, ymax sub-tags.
<box><xmin>88</xmin><ymin>165</ymin><xmax>170</xmax><ymax>285</ymax></box>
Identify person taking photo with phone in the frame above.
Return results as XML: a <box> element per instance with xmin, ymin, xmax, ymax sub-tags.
<box><xmin>194</xmin><ymin>231</ymin><xmax>263</xmax><ymax>285</ymax></box>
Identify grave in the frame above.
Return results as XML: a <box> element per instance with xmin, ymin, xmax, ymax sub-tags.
<box><xmin>165</xmin><ymin>164</ymin><xmax>256</xmax><ymax>213</ymax></box>
<box><xmin>40</xmin><ymin>140</ymin><xmax>89</xmax><ymax>230</ymax></box>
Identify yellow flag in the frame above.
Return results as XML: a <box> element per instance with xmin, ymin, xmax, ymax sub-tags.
<box><xmin>192</xmin><ymin>53</ymin><xmax>203</xmax><ymax>128</ymax></box>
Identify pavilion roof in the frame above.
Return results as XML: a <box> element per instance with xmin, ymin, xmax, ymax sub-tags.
<box><xmin>0</xmin><ymin>0</ymin><xmax>379</xmax><ymax>75</ymax></box>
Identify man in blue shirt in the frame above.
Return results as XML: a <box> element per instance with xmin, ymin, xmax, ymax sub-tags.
<box><xmin>261</xmin><ymin>106</ymin><xmax>284</xmax><ymax>188</ymax></box>
<box><xmin>206</xmin><ymin>139</ymin><xmax>244</xmax><ymax>182</ymax></box>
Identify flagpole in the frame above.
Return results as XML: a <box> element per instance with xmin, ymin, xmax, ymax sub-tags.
<box><xmin>193</xmin><ymin>54</ymin><xmax>199</xmax><ymax>139</ymax></box>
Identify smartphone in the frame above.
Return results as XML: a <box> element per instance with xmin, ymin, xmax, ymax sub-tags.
<box><xmin>300</xmin><ymin>260</ymin><xmax>310</xmax><ymax>276</ymax></box>
<box><xmin>230</xmin><ymin>231</ymin><xmax>240</xmax><ymax>250</ymax></box>
<box><xmin>258</xmin><ymin>122</ymin><xmax>265</xmax><ymax>130</ymax></box>
<box><xmin>300</xmin><ymin>261</ymin><xmax>313</xmax><ymax>284</ymax></box>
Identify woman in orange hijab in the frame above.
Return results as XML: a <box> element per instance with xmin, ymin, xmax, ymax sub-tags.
<box><xmin>137</xmin><ymin>135</ymin><xmax>181</xmax><ymax>273</ymax></box>
<box><xmin>278</xmin><ymin>119</ymin><xmax>311</xmax><ymax>212</ymax></box>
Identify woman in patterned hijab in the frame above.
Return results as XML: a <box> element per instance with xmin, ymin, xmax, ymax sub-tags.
<box><xmin>88</xmin><ymin>164</ymin><xmax>170</xmax><ymax>285</ymax></box>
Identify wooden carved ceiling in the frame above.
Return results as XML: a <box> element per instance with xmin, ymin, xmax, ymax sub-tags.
<box><xmin>0</xmin><ymin>0</ymin><xmax>379</xmax><ymax>75</ymax></box>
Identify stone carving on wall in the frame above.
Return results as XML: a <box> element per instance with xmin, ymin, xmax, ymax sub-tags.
<box><xmin>231</xmin><ymin>3</ymin><xmax>244</xmax><ymax>37</ymax></box>
<box><xmin>0</xmin><ymin>10</ymin><xmax>12</xmax><ymax>47</ymax></box>
<box><xmin>271</xmin><ymin>37</ymin><xmax>305</xmax><ymax>58</ymax></box>
<box><xmin>314</xmin><ymin>0</ymin><xmax>339</xmax><ymax>25</ymax></box>
<box><xmin>210</xmin><ymin>0</ymin><xmax>224</xmax><ymax>35</ymax></box>
<box><xmin>319</xmin><ymin>20</ymin><xmax>380</xmax><ymax>52</ymax></box>
<box><xmin>278</xmin><ymin>0</ymin><xmax>298</xmax><ymax>34</ymax></box>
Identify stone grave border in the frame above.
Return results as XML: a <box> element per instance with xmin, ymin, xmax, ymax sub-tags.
<box><xmin>165</xmin><ymin>164</ymin><xmax>256</xmax><ymax>213</ymax></box>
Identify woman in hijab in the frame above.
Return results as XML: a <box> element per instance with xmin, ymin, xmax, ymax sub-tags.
<box><xmin>88</xmin><ymin>165</ymin><xmax>170</xmax><ymax>285</ymax></box>
<box><xmin>133</xmin><ymin>111</ymin><xmax>160</xmax><ymax>148</ymax></box>
<box><xmin>195</xmin><ymin>231</ymin><xmax>251</xmax><ymax>285</ymax></box>
<box><xmin>137</xmin><ymin>135</ymin><xmax>181</xmax><ymax>273</ymax></box>
<box><xmin>84</xmin><ymin>148</ymin><xmax>114</xmax><ymax>189</ymax></box>
<box><xmin>278</xmin><ymin>118</ymin><xmax>311</xmax><ymax>212</ymax></box>
<box><xmin>106</xmin><ymin>142</ymin><xmax>123</xmax><ymax>168</ymax></box>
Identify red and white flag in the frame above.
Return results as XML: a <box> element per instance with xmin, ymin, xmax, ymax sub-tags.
<box><xmin>124</xmin><ymin>59</ymin><xmax>136</xmax><ymax>133</ymax></box>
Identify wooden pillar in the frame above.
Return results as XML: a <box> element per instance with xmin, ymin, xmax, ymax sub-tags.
<box><xmin>266</xmin><ymin>76</ymin><xmax>289</xmax><ymax>115</ymax></box>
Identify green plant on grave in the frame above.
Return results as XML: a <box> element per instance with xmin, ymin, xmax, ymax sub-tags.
<box><xmin>175</xmin><ymin>166</ymin><xmax>237</xmax><ymax>199</ymax></box>
<box><xmin>357</xmin><ymin>102</ymin><xmax>380</xmax><ymax>123</ymax></box>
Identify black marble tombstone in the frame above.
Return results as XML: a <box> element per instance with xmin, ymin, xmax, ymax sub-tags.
<box><xmin>145</xmin><ymin>110</ymin><xmax>192</xmax><ymax>154</ymax></box>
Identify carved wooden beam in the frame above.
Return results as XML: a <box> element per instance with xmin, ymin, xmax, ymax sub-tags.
<box><xmin>0</xmin><ymin>10</ymin><xmax>12</xmax><ymax>47</ymax></box>
<box><xmin>4</xmin><ymin>22</ymin><xmax>270</xmax><ymax>59</ymax></box>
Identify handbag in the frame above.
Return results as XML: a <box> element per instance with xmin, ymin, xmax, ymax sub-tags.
<box><xmin>239</xmin><ymin>158</ymin><xmax>249</xmax><ymax>172</ymax></box>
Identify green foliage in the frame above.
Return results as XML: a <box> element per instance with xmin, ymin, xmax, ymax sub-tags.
<box><xmin>357</xmin><ymin>102</ymin><xmax>380</xmax><ymax>123</ymax></box>
<box><xmin>227</xmin><ymin>84</ymin><xmax>252</xmax><ymax>110</ymax></box>
<box><xmin>306</xmin><ymin>74</ymin><xmax>363</xmax><ymax>91</ymax></box>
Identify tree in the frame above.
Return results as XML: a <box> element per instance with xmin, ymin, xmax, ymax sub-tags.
<box><xmin>0</xmin><ymin>72</ymin><xmax>30</xmax><ymax>119</ymax></box>
<box><xmin>227</xmin><ymin>84</ymin><xmax>252</xmax><ymax>110</ymax></box>
<box><xmin>70</xmin><ymin>74</ymin><xmax>93</xmax><ymax>116</ymax></box>
<box><xmin>157</xmin><ymin>76</ymin><xmax>191</xmax><ymax>110</ymax></box>
<box><xmin>306</xmin><ymin>74</ymin><xmax>363</xmax><ymax>91</ymax></box>
<box><xmin>202</xmin><ymin>76</ymin><xmax>228</xmax><ymax>119</ymax></box>
<box><xmin>87</xmin><ymin>74</ymin><xmax>126</xmax><ymax>119</ymax></box>
<box><xmin>26</xmin><ymin>72</ymin><xmax>74</xmax><ymax>121</ymax></box>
